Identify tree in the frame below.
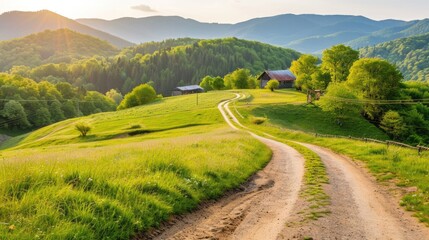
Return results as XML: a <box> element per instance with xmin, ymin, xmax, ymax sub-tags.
<box><xmin>75</xmin><ymin>122</ymin><xmax>91</xmax><ymax>137</ymax></box>
<box><xmin>199</xmin><ymin>76</ymin><xmax>214</xmax><ymax>91</ymax></box>
<box><xmin>224</xmin><ymin>69</ymin><xmax>250</xmax><ymax>89</ymax></box>
<box><xmin>290</xmin><ymin>54</ymin><xmax>319</xmax><ymax>91</ymax></box>
<box><xmin>33</xmin><ymin>107</ymin><xmax>52</xmax><ymax>127</ymax></box>
<box><xmin>211</xmin><ymin>76</ymin><xmax>225</xmax><ymax>90</ymax></box>
<box><xmin>322</xmin><ymin>44</ymin><xmax>359</xmax><ymax>82</ymax></box>
<box><xmin>265</xmin><ymin>80</ymin><xmax>280</xmax><ymax>91</ymax></box>
<box><xmin>380</xmin><ymin>111</ymin><xmax>406</xmax><ymax>139</ymax></box>
<box><xmin>346</xmin><ymin>58</ymin><xmax>403</xmax><ymax>119</ymax></box>
<box><xmin>117</xmin><ymin>84</ymin><xmax>157</xmax><ymax>110</ymax></box>
<box><xmin>105</xmin><ymin>89</ymin><xmax>123</xmax><ymax>105</ymax></box>
<box><xmin>319</xmin><ymin>82</ymin><xmax>362</xmax><ymax>124</ymax></box>
<box><xmin>1</xmin><ymin>100</ymin><xmax>31</xmax><ymax>129</ymax></box>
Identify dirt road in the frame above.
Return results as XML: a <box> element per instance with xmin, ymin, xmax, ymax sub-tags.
<box><xmin>282</xmin><ymin>143</ymin><xmax>429</xmax><ymax>240</ymax></box>
<box><xmin>155</xmin><ymin>95</ymin><xmax>305</xmax><ymax>239</ymax></box>
<box><xmin>154</xmin><ymin>94</ymin><xmax>429</xmax><ymax>240</ymax></box>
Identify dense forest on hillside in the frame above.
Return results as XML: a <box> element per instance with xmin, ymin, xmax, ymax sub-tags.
<box><xmin>0</xmin><ymin>29</ymin><xmax>119</xmax><ymax>71</ymax></box>
<box><xmin>0</xmin><ymin>74</ymin><xmax>116</xmax><ymax>130</ymax></box>
<box><xmin>9</xmin><ymin>38</ymin><xmax>300</xmax><ymax>95</ymax></box>
<box><xmin>360</xmin><ymin>33</ymin><xmax>429</xmax><ymax>81</ymax></box>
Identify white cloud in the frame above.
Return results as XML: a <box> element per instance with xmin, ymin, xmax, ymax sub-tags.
<box><xmin>131</xmin><ymin>4</ymin><xmax>157</xmax><ymax>13</ymax></box>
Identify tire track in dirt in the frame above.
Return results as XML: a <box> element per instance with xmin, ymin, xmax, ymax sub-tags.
<box><xmin>154</xmin><ymin>94</ymin><xmax>305</xmax><ymax>240</ymax></box>
<box><xmin>281</xmin><ymin>143</ymin><xmax>429</xmax><ymax>240</ymax></box>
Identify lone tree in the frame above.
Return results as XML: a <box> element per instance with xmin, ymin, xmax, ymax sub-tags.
<box><xmin>75</xmin><ymin>122</ymin><xmax>91</xmax><ymax>137</ymax></box>
<box><xmin>265</xmin><ymin>79</ymin><xmax>280</xmax><ymax>91</ymax></box>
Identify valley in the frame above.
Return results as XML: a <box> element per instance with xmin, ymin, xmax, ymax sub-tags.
<box><xmin>1</xmin><ymin>4</ymin><xmax>429</xmax><ymax>240</ymax></box>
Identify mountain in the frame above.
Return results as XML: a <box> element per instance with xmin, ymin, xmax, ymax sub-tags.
<box><xmin>0</xmin><ymin>10</ymin><xmax>133</xmax><ymax>48</ymax></box>
<box><xmin>360</xmin><ymin>33</ymin><xmax>429</xmax><ymax>81</ymax></box>
<box><xmin>0</xmin><ymin>29</ymin><xmax>119</xmax><ymax>71</ymax></box>
<box><xmin>77</xmin><ymin>14</ymin><xmax>409</xmax><ymax>53</ymax></box>
<box><xmin>346</xmin><ymin>19</ymin><xmax>429</xmax><ymax>49</ymax></box>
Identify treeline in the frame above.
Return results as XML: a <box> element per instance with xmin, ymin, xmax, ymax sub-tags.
<box><xmin>0</xmin><ymin>29</ymin><xmax>119</xmax><ymax>71</ymax></box>
<box><xmin>7</xmin><ymin>38</ymin><xmax>300</xmax><ymax>95</ymax></box>
<box><xmin>360</xmin><ymin>33</ymin><xmax>429</xmax><ymax>81</ymax></box>
<box><xmin>292</xmin><ymin>44</ymin><xmax>429</xmax><ymax>144</ymax></box>
<box><xmin>0</xmin><ymin>74</ymin><xmax>118</xmax><ymax>130</ymax></box>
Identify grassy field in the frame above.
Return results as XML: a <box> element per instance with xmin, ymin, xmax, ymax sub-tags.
<box><xmin>237</xmin><ymin>89</ymin><xmax>429</xmax><ymax>225</ymax></box>
<box><xmin>0</xmin><ymin>91</ymin><xmax>272</xmax><ymax>239</ymax></box>
<box><xmin>236</xmin><ymin>89</ymin><xmax>388</xmax><ymax>140</ymax></box>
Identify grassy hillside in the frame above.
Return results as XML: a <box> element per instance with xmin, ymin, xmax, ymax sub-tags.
<box><xmin>237</xmin><ymin>89</ymin><xmax>388</xmax><ymax>140</ymax></box>
<box><xmin>0</xmin><ymin>91</ymin><xmax>271</xmax><ymax>239</ymax></box>
<box><xmin>360</xmin><ymin>33</ymin><xmax>429</xmax><ymax>81</ymax></box>
<box><xmin>236</xmin><ymin>89</ymin><xmax>429</xmax><ymax>225</ymax></box>
<box><xmin>0</xmin><ymin>29</ymin><xmax>119</xmax><ymax>71</ymax></box>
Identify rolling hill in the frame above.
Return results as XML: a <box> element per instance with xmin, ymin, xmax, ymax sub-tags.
<box><xmin>77</xmin><ymin>14</ymin><xmax>414</xmax><ymax>53</ymax></box>
<box><xmin>360</xmin><ymin>33</ymin><xmax>429</xmax><ymax>80</ymax></box>
<box><xmin>0</xmin><ymin>29</ymin><xmax>120</xmax><ymax>71</ymax></box>
<box><xmin>0</xmin><ymin>10</ymin><xmax>133</xmax><ymax>48</ymax></box>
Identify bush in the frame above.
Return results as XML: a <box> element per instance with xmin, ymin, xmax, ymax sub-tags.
<box><xmin>250</xmin><ymin>116</ymin><xmax>267</xmax><ymax>125</ymax></box>
<box><xmin>265</xmin><ymin>79</ymin><xmax>280</xmax><ymax>91</ymax></box>
<box><xmin>117</xmin><ymin>84</ymin><xmax>157</xmax><ymax>110</ymax></box>
<box><xmin>75</xmin><ymin>122</ymin><xmax>92</xmax><ymax>137</ymax></box>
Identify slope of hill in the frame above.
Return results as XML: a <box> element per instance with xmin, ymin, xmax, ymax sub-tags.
<box><xmin>0</xmin><ymin>10</ymin><xmax>133</xmax><ymax>48</ymax></box>
<box><xmin>360</xmin><ymin>33</ymin><xmax>429</xmax><ymax>80</ymax></box>
<box><xmin>0</xmin><ymin>91</ymin><xmax>271</xmax><ymax>239</ymax></box>
<box><xmin>77</xmin><ymin>14</ymin><xmax>407</xmax><ymax>53</ymax></box>
<box><xmin>0</xmin><ymin>29</ymin><xmax>119</xmax><ymax>71</ymax></box>
<box><xmin>346</xmin><ymin>19</ymin><xmax>429</xmax><ymax>49</ymax></box>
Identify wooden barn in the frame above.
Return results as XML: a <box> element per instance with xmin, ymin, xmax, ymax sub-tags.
<box><xmin>258</xmin><ymin>70</ymin><xmax>296</xmax><ymax>89</ymax></box>
<box><xmin>172</xmin><ymin>85</ymin><xmax>204</xmax><ymax>96</ymax></box>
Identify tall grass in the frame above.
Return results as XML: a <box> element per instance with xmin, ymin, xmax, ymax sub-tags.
<box><xmin>0</xmin><ymin>129</ymin><xmax>271</xmax><ymax>239</ymax></box>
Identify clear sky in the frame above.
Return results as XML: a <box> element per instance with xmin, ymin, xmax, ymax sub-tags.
<box><xmin>0</xmin><ymin>0</ymin><xmax>428</xmax><ymax>23</ymax></box>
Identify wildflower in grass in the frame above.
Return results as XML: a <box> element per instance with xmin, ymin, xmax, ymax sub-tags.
<box><xmin>9</xmin><ymin>224</ymin><xmax>15</xmax><ymax>231</ymax></box>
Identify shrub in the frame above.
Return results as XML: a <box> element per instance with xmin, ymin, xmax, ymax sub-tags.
<box><xmin>250</xmin><ymin>116</ymin><xmax>267</xmax><ymax>125</ymax></box>
<box><xmin>265</xmin><ymin>79</ymin><xmax>280</xmax><ymax>91</ymax></box>
<box><xmin>75</xmin><ymin>122</ymin><xmax>92</xmax><ymax>137</ymax></box>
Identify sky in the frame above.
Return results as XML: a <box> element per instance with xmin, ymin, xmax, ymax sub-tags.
<box><xmin>0</xmin><ymin>0</ymin><xmax>428</xmax><ymax>23</ymax></box>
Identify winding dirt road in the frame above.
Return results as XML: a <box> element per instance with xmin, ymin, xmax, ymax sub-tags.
<box><xmin>154</xmin><ymin>94</ymin><xmax>429</xmax><ymax>240</ymax></box>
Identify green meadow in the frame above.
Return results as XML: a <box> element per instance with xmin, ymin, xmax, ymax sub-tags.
<box><xmin>237</xmin><ymin>89</ymin><xmax>429</xmax><ymax>225</ymax></box>
<box><xmin>0</xmin><ymin>91</ymin><xmax>271</xmax><ymax>239</ymax></box>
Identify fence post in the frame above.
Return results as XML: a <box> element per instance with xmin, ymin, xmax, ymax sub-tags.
<box><xmin>418</xmin><ymin>146</ymin><xmax>422</xmax><ymax>156</ymax></box>
<box><xmin>315</xmin><ymin>133</ymin><xmax>318</xmax><ymax>137</ymax></box>
<box><xmin>386</xmin><ymin>141</ymin><xmax>390</xmax><ymax>149</ymax></box>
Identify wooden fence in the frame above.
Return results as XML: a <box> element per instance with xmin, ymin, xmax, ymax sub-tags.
<box><xmin>314</xmin><ymin>133</ymin><xmax>429</xmax><ymax>155</ymax></box>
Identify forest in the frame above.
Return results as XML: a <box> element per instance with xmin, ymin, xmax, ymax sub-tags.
<box><xmin>0</xmin><ymin>29</ymin><xmax>119</xmax><ymax>71</ymax></box>
<box><xmin>360</xmin><ymin>33</ymin><xmax>429</xmax><ymax>81</ymax></box>
<box><xmin>0</xmin><ymin>73</ymin><xmax>117</xmax><ymax>131</ymax></box>
<box><xmin>5</xmin><ymin>37</ymin><xmax>300</xmax><ymax>95</ymax></box>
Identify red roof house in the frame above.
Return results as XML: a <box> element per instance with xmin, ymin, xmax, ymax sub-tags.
<box><xmin>258</xmin><ymin>70</ymin><xmax>296</xmax><ymax>89</ymax></box>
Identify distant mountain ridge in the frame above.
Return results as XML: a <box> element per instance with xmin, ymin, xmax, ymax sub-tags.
<box><xmin>0</xmin><ymin>10</ymin><xmax>133</xmax><ymax>48</ymax></box>
<box><xmin>360</xmin><ymin>33</ymin><xmax>429</xmax><ymax>81</ymax></box>
<box><xmin>77</xmin><ymin>14</ymin><xmax>429</xmax><ymax>53</ymax></box>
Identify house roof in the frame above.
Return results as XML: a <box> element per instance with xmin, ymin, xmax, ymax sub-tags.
<box><xmin>259</xmin><ymin>70</ymin><xmax>296</xmax><ymax>82</ymax></box>
<box><xmin>176</xmin><ymin>85</ymin><xmax>204</xmax><ymax>91</ymax></box>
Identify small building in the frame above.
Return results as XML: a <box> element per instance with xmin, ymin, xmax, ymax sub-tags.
<box><xmin>172</xmin><ymin>85</ymin><xmax>204</xmax><ymax>96</ymax></box>
<box><xmin>258</xmin><ymin>70</ymin><xmax>296</xmax><ymax>89</ymax></box>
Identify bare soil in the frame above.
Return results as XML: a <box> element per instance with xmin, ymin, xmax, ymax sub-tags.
<box><xmin>280</xmin><ymin>143</ymin><xmax>429</xmax><ymax>240</ymax></box>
